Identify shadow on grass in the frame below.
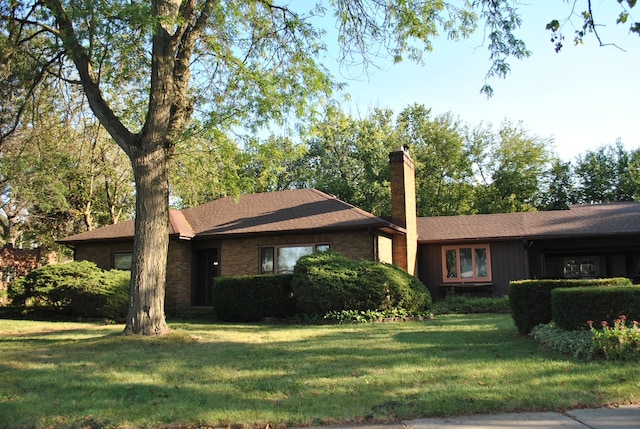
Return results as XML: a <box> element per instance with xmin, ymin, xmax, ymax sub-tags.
<box><xmin>1</xmin><ymin>314</ymin><xmax>638</xmax><ymax>428</ymax></box>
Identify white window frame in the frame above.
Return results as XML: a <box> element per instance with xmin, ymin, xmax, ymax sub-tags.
<box><xmin>442</xmin><ymin>244</ymin><xmax>492</xmax><ymax>283</ymax></box>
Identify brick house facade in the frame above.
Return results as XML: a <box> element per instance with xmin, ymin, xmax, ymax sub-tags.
<box><xmin>59</xmin><ymin>146</ymin><xmax>640</xmax><ymax>314</ymax></box>
<box><xmin>61</xmin><ymin>148</ymin><xmax>413</xmax><ymax>316</ymax></box>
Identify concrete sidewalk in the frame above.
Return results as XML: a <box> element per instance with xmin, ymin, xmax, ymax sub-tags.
<box><xmin>319</xmin><ymin>405</ymin><xmax>640</xmax><ymax>429</ymax></box>
<box><xmin>403</xmin><ymin>405</ymin><xmax>640</xmax><ymax>428</ymax></box>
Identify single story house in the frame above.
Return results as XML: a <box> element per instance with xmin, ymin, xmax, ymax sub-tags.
<box><xmin>59</xmin><ymin>148</ymin><xmax>640</xmax><ymax>314</ymax></box>
<box><xmin>418</xmin><ymin>203</ymin><xmax>640</xmax><ymax>299</ymax></box>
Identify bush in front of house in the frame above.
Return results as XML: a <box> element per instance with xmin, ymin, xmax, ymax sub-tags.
<box><xmin>8</xmin><ymin>261</ymin><xmax>130</xmax><ymax>321</ymax></box>
<box><xmin>531</xmin><ymin>322</ymin><xmax>598</xmax><ymax>360</ymax></box>
<box><xmin>551</xmin><ymin>286</ymin><xmax>640</xmax><ymax>331</ymax></box>
<box><xmin>431</xmin><ymin>295</ymin><xmax>511</xmax><ymax>315</ymax></box>
<box><xmin>212</xmin><ymin>274</ymin><xmax>296</xmax><ymax>322</ymax></box>
<box><xmin>509</xmin><ymin>278</ymin><xmax>632</xmax><ymax>335</ymax></box>
<box><xmin>291</xmin><ymin>250</ymin><xmax>431</xmax><ymax>315</ymax></box>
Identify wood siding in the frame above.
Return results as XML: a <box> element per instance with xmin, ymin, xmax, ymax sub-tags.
<box><xmin>418</xmin><ymin>240</ymin><xmax>528</xmax><ymax>300</ymax></box>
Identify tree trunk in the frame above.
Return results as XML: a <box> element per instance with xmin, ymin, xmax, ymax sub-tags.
<box><xmin>123</xmin><ymin>144</ymin><xmax>170</xmax><ymax>336</ymax></box>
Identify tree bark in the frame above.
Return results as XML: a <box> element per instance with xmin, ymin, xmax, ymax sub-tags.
<box><xmin>123</xmin><ymin>143</ymin><xmax>170</xmax><ymax>336</ymax></box>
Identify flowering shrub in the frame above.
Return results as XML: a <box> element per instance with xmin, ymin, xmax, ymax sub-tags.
<box><xmin>589</xmin><ymin>316</ymin><xmax>640</xmax><ymax>361</ymax></box>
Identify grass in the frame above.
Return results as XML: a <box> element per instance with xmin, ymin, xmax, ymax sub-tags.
<box><xmin>1</xmin><ymin>314</ymin><xmax>638</xmax><ymax>428</ymax></box>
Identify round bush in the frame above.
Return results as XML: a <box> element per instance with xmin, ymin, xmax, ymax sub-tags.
<box><xmin>8</xmin><ymin>261</ymin><xmax>130</xmax><ymax>321</ymax></box>
<box><xmin>291</xmin><ymin>250</ymin><xmax>431</xmax><ymax>314</ymax></box>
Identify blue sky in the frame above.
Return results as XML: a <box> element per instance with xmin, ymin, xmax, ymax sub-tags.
<box><xmin>320</xmin><ymin>1</ymin><xmax>640</xmax><ymax>161</ymax></box>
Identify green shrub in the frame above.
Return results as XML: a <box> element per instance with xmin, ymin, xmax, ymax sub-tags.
<box><xmin>291</xmin><ymin>250</ymin><xmax>431</xmax><ymax>315</ymax></box>
<box><xmin>552</xmin><ymin>286</ymin><xmax>640</xmax><ymax>331</ymax></box>
<box><xmin>8</xmin><ymin>261</ymin><xmax>130</xmax><ymax>321</ymax></box>
<box><xmin>432</xmin><ymin>295</ymin><xmax>510</xmax><ymax>315</ymax></box>
<box><xmin>213</xmin><ymin>274</ymin><xmax>296</xmax><ymax>322</ymax></box>
<box><xmin>531</xmin><ymin>322</ymin><xmax>598</xmax><ymax>360</ymax></box>
<box><xmin>509</xmin><ymin>278</ymin><xmax>632</xmax><ymax>335</ymax></box>
<box><xmin>589</xmin><ymin>316</ymin><xmax>640</xmax><ymax>361</ymax></box>
<box><xmin>324</xmin><ymin>307</ymin><xmax>429</xmax><ymax>324</ymax></box>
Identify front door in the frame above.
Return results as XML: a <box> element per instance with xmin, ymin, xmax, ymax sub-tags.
<box><xmin>193</xmin><ymin>249</ymin><xmax>218</xmax><ymax>306</ymax></box>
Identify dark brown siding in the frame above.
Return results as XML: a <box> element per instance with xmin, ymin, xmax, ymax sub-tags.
<box><xmin>418</xmin><ymin>240</ymin><xmax>529</xmax><ymax>300</ymax></box>
<box><xmin>489</xmin><ymin>241</ymin><xmax>528</xmax><ymax>296</ymax></box>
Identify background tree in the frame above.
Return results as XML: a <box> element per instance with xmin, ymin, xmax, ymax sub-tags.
<box><xmin>305</xmin><ymin>107</ymin><xmax>395</xmax><ymax>215</ymax></box>
<box><xmin>472</xmin><ymin>121</ymin><xmax>553</xmax><ymax>213</ymax></box>
<box><xmin>537</xmin><ymin>158</ymin><xmax>574</xmax><ymax>211</ymax></box>
<box><xmin>0</xmin><ymin>83</ymin><xmax>134</xmax><ymax>249</ymax></box>
<box><xmin>242</xmin><ymin>135</ymin><xmax>309</xmax><ymax>194</ymax></box>
<box><xmin>573</xmin><ymin>140</ymin><xmax>639</xmax><ymax>203</ymax></box>
<box><xmin>170</xmin><ymin>126</ymin><xmax>247</xmax><ymax>208</ymax></box>
<box><xmin>395</xmin><ymin>104</ymin><xmax>476</xmax><ymax>216</ymax></box>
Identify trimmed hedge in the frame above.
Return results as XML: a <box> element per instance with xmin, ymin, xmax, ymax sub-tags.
<box><xmin>212</xmin><ymin>274</ymin><xmax>296</xmax><ymax>322</ymax></box>
<box><xmin>509</xmin><ymin>278</ymin><xmax>632</xmax><ymax>335</ymax></box>
<box><xmin>8</xmin><ymin>261</ymin><xmax>130</xmax><ymax>321</ymax></box>
<box><xmin>291</xmin><ymin>250</ymin><xmax>431</xmax><ymax>315</ymax></box>
<box><xmin>551</xmin><ymin>286</ymin><xmax>640</xmax><ymax>331</ymax></box>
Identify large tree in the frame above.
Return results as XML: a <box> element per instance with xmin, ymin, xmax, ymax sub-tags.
<box><xmin>2</xmin><ymin>0</ymin><xmax>630</xmax><ymax>335</ymax></box>
<box><xmin>573</xmin><ymin>140</ymin><xmax>639</xmax><ymax>204</ymax></box>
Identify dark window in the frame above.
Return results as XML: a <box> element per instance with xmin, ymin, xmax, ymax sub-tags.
<box><xmin>113</xmin><ymin>252</ymin><xmax>133</xmax><ymax>271</ymax></box>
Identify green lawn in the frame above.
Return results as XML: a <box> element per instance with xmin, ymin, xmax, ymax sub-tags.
<box><xmin>1</xmin><ymin>314</ymin><xmax>638</xmax><ymax>428</ymax></box>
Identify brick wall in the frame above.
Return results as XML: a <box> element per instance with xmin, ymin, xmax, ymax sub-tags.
<box><xmin>72</xmin><ymin>229</ymin><xmax>380</xmax><ymax>314</ymax></box>
<box><xmin>165</xmin><ymin>240</ymin><xmax>192</xmax><ymax>316</ymax></box>
<box><xmin>389</xmin><ymin>147</ymin><xmax>418</xmax><ymax>275</ymax></box>
<box><xmin>74</xmin><ymin>241</ymin><xmax>133</xmax><ymax>270</ymax></box>
<box><xmin>219</xmin><ymin>231</ymin><xmax>376</xmax><ymax>276</ymax></box>
<box><xmin>73</xmin><ymin>239</ymin><xmax>191</xmax><ymax>317</ymax></box>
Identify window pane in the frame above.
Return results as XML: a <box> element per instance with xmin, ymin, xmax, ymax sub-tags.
<box><xmin>475</xmin><ymin>247</ymin><xmax>488</xmax><ymax>278</ymax></box>
<box><xmin>316</xmin><ymin>244</ymin><xmax>330</xmax><ymax>252</ymax></box>
<box><xmin>277</xmin><ymin>246</ymin><xmax>313</xmax><ymax>274</ymax></box>
<box><xmin>261</xmin><ymin>247</ymin><xmax>274</xmax><ymax>274</ymax></box>
<box><xmin>460</xmin><ymin>248</ymin><xmax>473</xmax><ymax>278</ymax></box>
<box><xmin>580</xmin><ymin>261</ymin><xmax>596</xmax><ymax>277</ymax></box>
<box><xmin>113</xmin><ymin>252</ymin><xmax>132</xmax><ymax>270</ymax></box>
<box><xmin>445</xmin><ymin>249</ymin><xmax>458</xmax><ymax>278</ymax></box>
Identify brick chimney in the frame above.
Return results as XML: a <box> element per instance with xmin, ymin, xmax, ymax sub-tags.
<box><xmin>389</xmin><ymin>146</ymin><xmax>417</xmax><ymax>275</ymax></box>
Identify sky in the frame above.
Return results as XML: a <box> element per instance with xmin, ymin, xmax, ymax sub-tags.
<box><xmin>319</xmin><ymin>1</ymin><xmax>640</xmax><ymax>161</ymax></box>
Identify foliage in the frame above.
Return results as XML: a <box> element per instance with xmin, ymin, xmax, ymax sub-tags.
<box><xmin>589</xmin><ymin>316</ymin><xmax>640</xmax><ymax>361</ymax></box>
<box><xmin>531</xmin><ymin>322</ymin><xmax>598</xmax><ymax>360</ymax></box>
<box><xmin>431</xmin><ymin>295</ymin><xmax>510</xmax><ymax>315</ymax></box>
<box><xmin>472</xmin><ymin>121</ymin><xmax>553</xmax><ymax>213</ymax></box>
<box><xmin>572</xmin><ymin>141</ymin><xmax>640</xmax><ymax>204</ymax></box>
<box><xmin>396</xmin><ymin>104</ymin><xmax>476</xmax><ymax>216</ymax></box>
<box><xmin>212</xmin><ymin>274</ymin><xmax>296</xmax><ymax>322</ymax></box>
<box><xmin>305</xmin><ymin>107</ymin><xmax>395</xmax><ymax>216</ymax></box>
<box><xmin>546</xmin><ymin>0</ymin><xmax>639</xmax><ymax>53</ymax></box>
<box><xmin>0</xmin><ymin>89</ymin><xmax>134</xmax><ymax>248</ymax></box>
<box><xmin>8</xmin><ymin>261</ymin><xmax>129</xmax><ymax>321</ymax></box>
<box><xmin>291</xmin><ymin>250</ymin><xmax>431</xmax><ymax>315</ymax></box>
<box><xmin>323</xmin><ymin>307</ymin><xmax>429</xmax><ymax>323</ymax></box>
<box><xmin>537</xmin><ymin>158</ymin><xmax>573</xmax><ymax>210</ymax></box>
<box><xmin>509</xmin><ymin>278</ymin><xmax>632</xmax><ymax>335</ymax></box>
<box><xmin>551</xmin><ymin>286</ymin><xmax>640</xmax><ymax>331</ymax></box>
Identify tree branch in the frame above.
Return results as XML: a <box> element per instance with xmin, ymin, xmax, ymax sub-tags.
<box><xmin>42</xmin><ymin>0</ymin><xmax>135</xmax><ymax>158</ymax></box>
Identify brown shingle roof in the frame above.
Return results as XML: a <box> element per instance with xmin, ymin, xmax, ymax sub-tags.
<box><xmin>418</xmin><ymin>202</ymin><xmax>640</xmax><ymax>243</ymax></box>
<box><xmin>59</xmin><ymin>189</ymin><xmax>398</xmax><ymax>244</ymax></box>
<box><xmin>183</xmin><ymin>188</ymin><xmax>395</xmax><ymax>237</ymax></box>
